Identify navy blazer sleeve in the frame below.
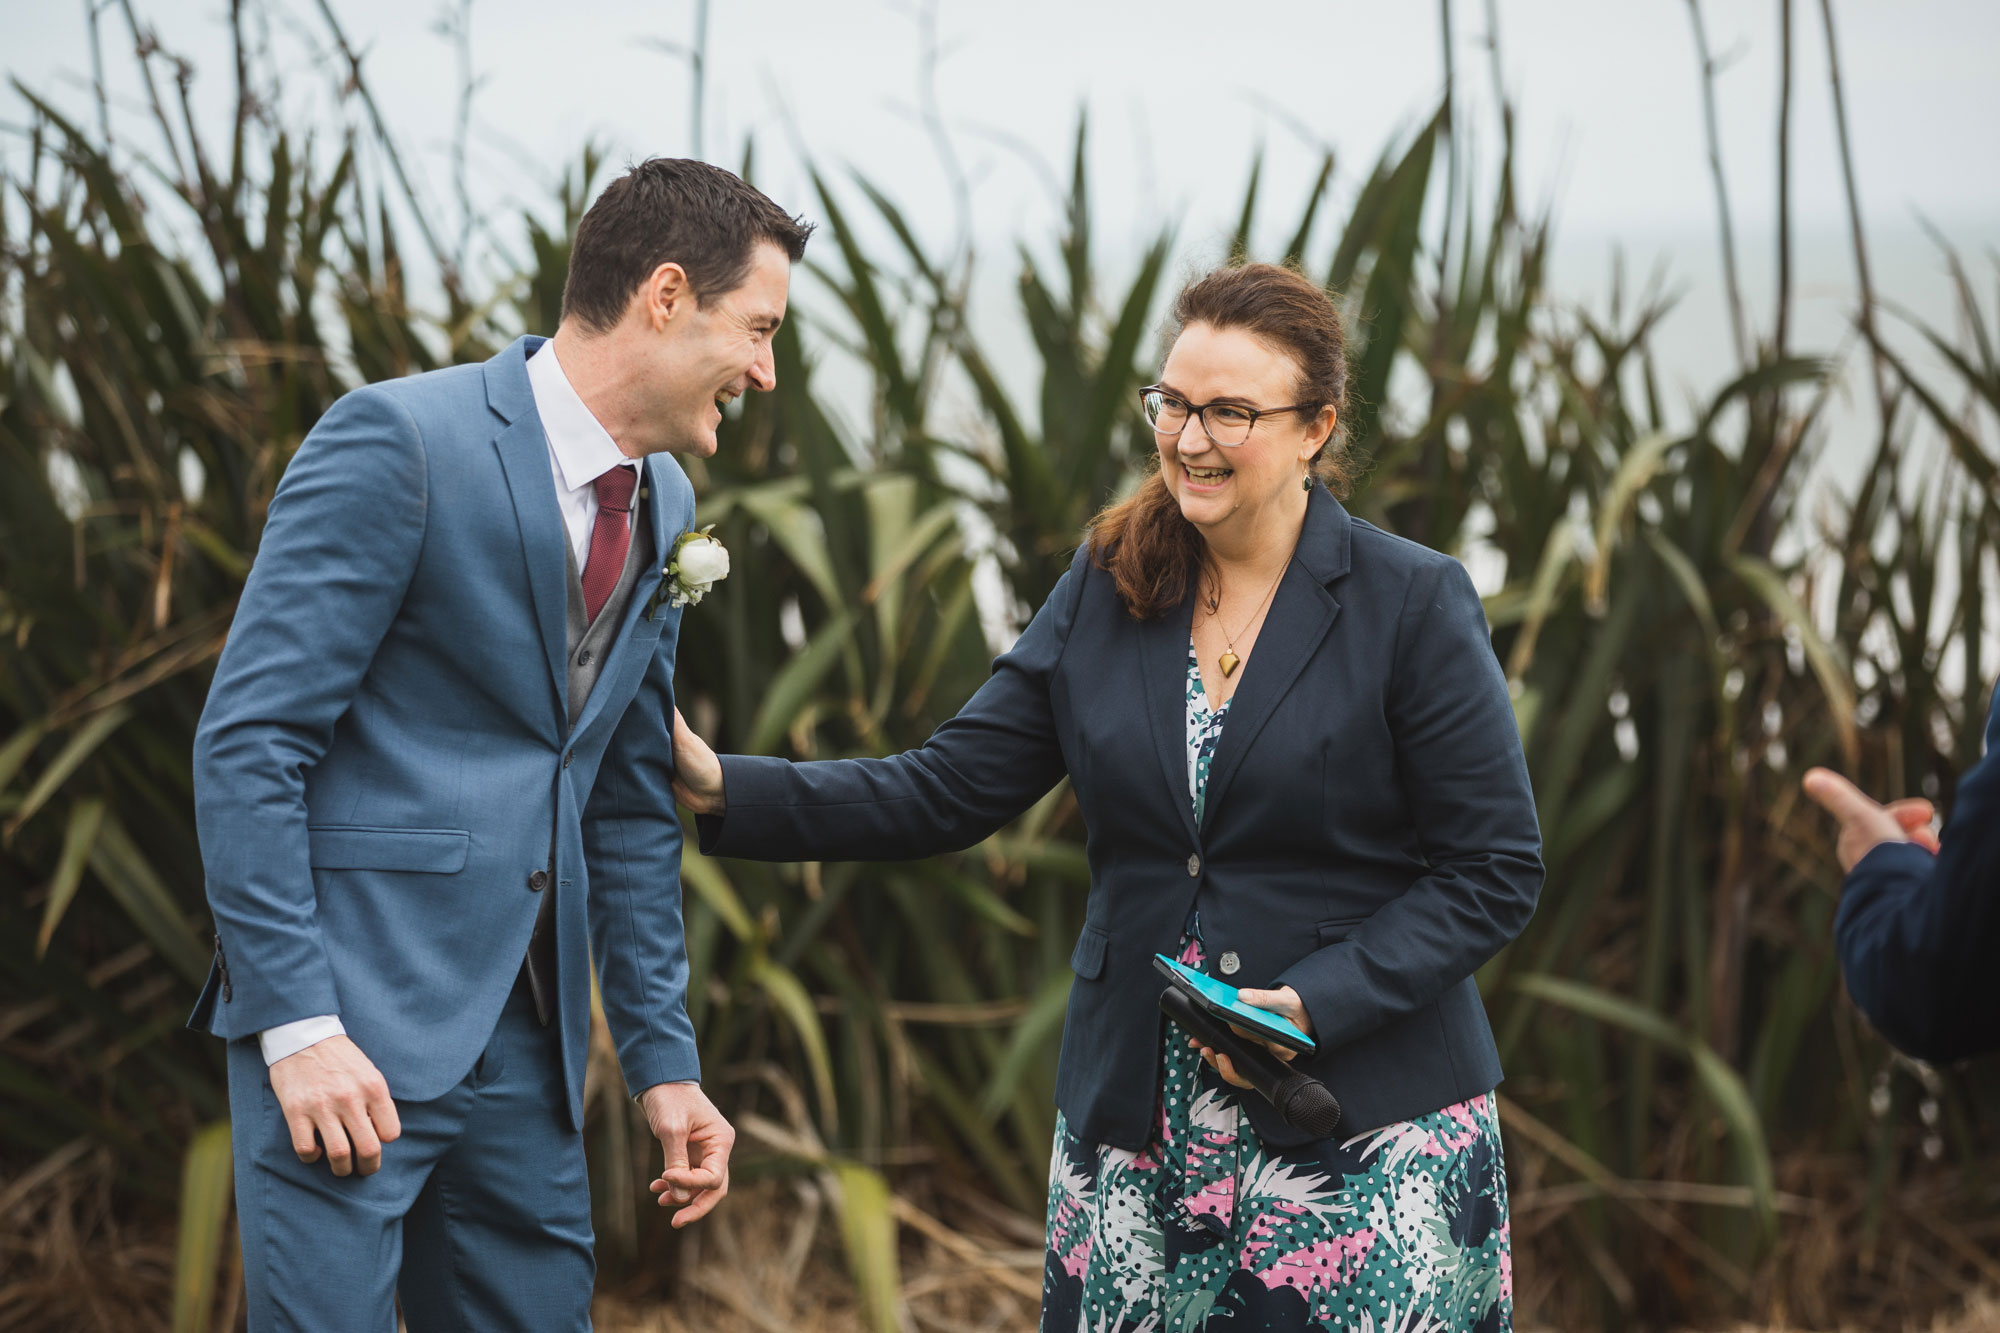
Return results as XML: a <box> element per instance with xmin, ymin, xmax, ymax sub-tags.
<box><xmin>698</xmin><ymin>548</ymin><xmax>1088</xmax><ymax>861</ymax></box>
<box><xmin>1273</xmin><ymin>555</ymin><xmax>1543</xmax><ymax>1050</ymax></box>
<box><xmin>1835</xmin><ymin>687</ymin><xmax>2000</xmax><ymax>1062</ymax></box>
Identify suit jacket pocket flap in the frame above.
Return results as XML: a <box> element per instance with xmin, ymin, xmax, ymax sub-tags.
<box><xmin>1316</xmin><ymin>916</ymin><xmax>1367</xmax><ymax>946</ymax></box>
<box><xmin>307</xmin><ymin>826</ymin><xmax>471</xmax><ymax>873</ymax></box>
<box><xmin>1070</xmin><ymin>924</ymin><xmax>1109</xmax><ymax>980</ymax></box>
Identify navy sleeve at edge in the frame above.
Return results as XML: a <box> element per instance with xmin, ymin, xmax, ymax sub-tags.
<box><xmin>1835</xmin><ymin>689</ymin><xmax>2000</xmax><ymax>1062</ymax></box>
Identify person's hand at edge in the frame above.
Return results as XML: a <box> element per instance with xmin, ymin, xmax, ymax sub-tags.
<box><xmin>268</xmin><ymin>1035</ymin><xmax>402</xmax><ymax>1177</ymax></box>
<box><xmin>641</xmin><ymin>1081</ymin><xmax>734</xmax><ymax>1228</ymax></box>
<box><xmin>1884</xmin><ymin>797</ymin><xmax>1941</xmax><ymax>852</ymax></box>
<box><xmin>1190</xmin><ymin>985</ymin><xmax>1312</xmax><ymax>1091</ymax></box>
<box><xmin>670</xmin><ymin>707</ymin><xmax>725</xmax><ymax>816</ymax></box>
<box><xmin>1801</xmin><ymin>767</ymin><xmax>1939</xmax><ymax>872</ymax></box>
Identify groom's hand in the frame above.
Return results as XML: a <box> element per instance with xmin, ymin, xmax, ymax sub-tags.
<box><xmin>640</xmin><ymin>1081</ymin><xmax>734</xmax><ymax>1227</ymax></box>
<box><xmin>669</xmin><ymin>708</ymin><xmax>725</xmax><ymax>815</ymax></box>
<box><xmin>268</xmin><ymin>1035</ymin><xmax>401</xmax><ymax>1177</ymax></box>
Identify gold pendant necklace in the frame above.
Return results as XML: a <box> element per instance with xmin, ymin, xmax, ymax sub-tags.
<box><xmin>1205</xmin><ymin>561</ymin><xmax>1289</xmax><ymax>678</ymax></box>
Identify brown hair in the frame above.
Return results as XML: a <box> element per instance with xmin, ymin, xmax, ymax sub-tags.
<box><xmin>1087</xmin><ymin>262</ymin><xmax>1355</xmax><ymax>619</ymax></box>
<box><xmin>561</xmin><ymin>158</ymin><xmax>815</xmax><ymax>331</ymax></box>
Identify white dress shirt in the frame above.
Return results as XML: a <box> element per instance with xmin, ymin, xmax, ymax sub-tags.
<box><xmin>527</xmin><ymin>338</ymin><xmax>644</xmax><ymax>571</ymax></box>
<box><xmin>258</xmin><ymin>340</ymin><xmax>640</xmax><ymax>1066</ymax></box>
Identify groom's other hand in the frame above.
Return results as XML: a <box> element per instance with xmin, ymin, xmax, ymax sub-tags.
<box><xmin>268</xmin><ymin>1036</ymin><xmax>402</xmax><ymax>1177</ymax></box>
<box><xmin>641</xmin><ymin>1081</ymin><xmax>734</xmax><ymax>1227</ymax></box>
<box><xmin>669</xmin><ymin>708</ymin><xmax>725</xmax><ymax>815</ymax></box>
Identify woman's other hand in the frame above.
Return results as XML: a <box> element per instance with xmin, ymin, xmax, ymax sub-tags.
<box><xmin>670</xmin><ymin>708</ymin><xmax>726</xmax><ymax>815</ymax></box>
<box><xmin>1190</xmin><ymin>985</ymin><xmax>1312</xmax><ymax>1090</ymax></box>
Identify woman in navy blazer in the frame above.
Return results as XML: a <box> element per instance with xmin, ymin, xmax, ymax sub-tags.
<box><xmin>676</xmin><ymin>264</ymin><xmax>1541</xmax><ymax>1331</ymax></box>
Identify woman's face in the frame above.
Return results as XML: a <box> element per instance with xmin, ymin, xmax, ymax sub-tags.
<box><xmin>1152</xmin><ymin>322</ymin><xmax>1332</xmax><ymax>539</ymax></box>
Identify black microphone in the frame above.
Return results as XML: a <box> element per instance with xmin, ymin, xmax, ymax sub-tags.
<box><xmin>1160</xmin><ymin>986</ymin><xmax>1343</xmax><ymax>1138</ymax></box>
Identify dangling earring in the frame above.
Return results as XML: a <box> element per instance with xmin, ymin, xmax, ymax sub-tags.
<box><xmin>1302</xmin><ymin>466</ymin><xmax>1313</xmax><ymax>492</ymax></box>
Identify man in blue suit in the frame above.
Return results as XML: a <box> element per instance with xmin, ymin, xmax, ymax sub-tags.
<box><xmin>1803</xmin><ymin>685</ymin><xmax>2000</xmax><ymax>1063</ymax></box>
<box><xmin>189</xmin><ymin>159</ymin><xmax>811</xmax><ymax>1329</ymax></box>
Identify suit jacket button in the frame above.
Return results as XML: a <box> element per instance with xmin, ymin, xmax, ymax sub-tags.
<box><xmin>528</xmin><ymin>869</ymin><xmax>550</xmax><ymax>892</ymax></box>
<box><xmin>1219</xmin><ymin>951</ymin><xmax>1242</xmax><ymax>976</ymax></box>
<box><xmin>1186</xmin><ymin>853</ymin><xmax>1201</xmax><ymax>878</ymax></box>
<box><xmin>562</xmin><ymin>752</ymin><xmax>572</xmax><ymax>768</ymax></box>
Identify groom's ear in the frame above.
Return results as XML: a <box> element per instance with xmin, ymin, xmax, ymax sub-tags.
<box><xmin>639</xmin><ymin>262</ymin><xmax>695</xmax><ymax>332</ymax></box>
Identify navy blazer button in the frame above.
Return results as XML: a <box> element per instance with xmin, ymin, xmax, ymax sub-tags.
<box><xmin>563</xmin><ymin>753</ymin><xmax>572</xmax><ymax>768</ymax></box>
<box><xmin>1219</xmin><ymin>950</ymin><xmax>1242</xmax><ymax>976</ymax></box>
<box><xmin>1186</xmin><ymin>854</ymin><xmax>1201</xmax><ymax>877</ymax></box>
<box><xmin>528</xmin><ymin>869</ymin><xmax>550</xmax><ymax>892</ymax></box>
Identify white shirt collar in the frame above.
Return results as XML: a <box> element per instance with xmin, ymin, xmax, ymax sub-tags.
<box><xmin>525</xmin><ymin>339</ymin><xmax>635</xmax><ymax>494</ymax></box>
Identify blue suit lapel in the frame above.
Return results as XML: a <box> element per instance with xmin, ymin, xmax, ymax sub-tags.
<box><xmin>569</xmin><ymin>454</ymin><xmax>680</xmax><ymax>740</ymax></box>
<box><xmin>642</xmin><ymin>452</ymin><xmax>676</xmax><ymax>601</ymax></box>
<box><xmin>486</xmin><ymin>339</ymin><xmax>569</xmax><ymax>719</ymax></box>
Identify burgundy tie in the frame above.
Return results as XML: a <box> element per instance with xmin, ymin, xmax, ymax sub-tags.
<box><xmin>580</xmin><ymin>465</ymin><xmax>637</xmax><ymax>624</ymax></box>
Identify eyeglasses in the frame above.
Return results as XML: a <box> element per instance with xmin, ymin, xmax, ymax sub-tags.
<box><xmin>1138</xmin><ymin>386</ymin><xmax>1308</xmax><ymax>448</ymax></box>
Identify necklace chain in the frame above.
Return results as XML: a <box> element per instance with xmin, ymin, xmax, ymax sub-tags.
<box><xmin>1202</xmin><ymin>558</ymin><xmax>1289</xmax><ymax>678</ymax></box>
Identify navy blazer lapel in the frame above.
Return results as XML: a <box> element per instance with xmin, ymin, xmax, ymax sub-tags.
<box><xmin>486</xmin><ymin>338</ymin><xmax>569</xmax><ymax>713</ymax></box>
<box><xmin>1140</xmin><ymin>586</ymin><xmax>1201</xmax><ymax>846</ymax></box>
<box><xmin>1199</xmin><ymin>568</ymin><xmax>1338</xmax><ymax>833</ymax></box>
<box><xmin>1199</xmin><ymin>488</ymin><xmax>1353</xmax><ymax>833</ymax></box>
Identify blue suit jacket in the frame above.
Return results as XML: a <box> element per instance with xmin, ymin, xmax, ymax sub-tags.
<box><xmin>1837</xmin><ymin>686</ymin><xmax>2000</xmax><ymax>1062</ymax></box>
<box><xmin>702</xmin><ymin>487</ymin><xmax>1543</xmax><ymax>1147</ymax></box>
<box><xmin>189</xmin><ymin>335</ymin><xmax>700</xmax><ymax>1127</ymax></box>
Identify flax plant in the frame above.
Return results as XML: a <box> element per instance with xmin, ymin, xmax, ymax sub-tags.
<box><xmin>2</xmin><ymin>6</ymin><xmax>1996</xmax><ymax>1331</ymax></box>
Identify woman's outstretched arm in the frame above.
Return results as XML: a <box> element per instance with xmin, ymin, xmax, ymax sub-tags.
<box><xmin>676</xmin><ymin>547</ymin><xmax>1091</xmax><ymax>864</ymax></box>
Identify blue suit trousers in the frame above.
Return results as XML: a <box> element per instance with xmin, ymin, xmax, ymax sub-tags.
<box><xmin>226</xmin><ymin>976</ymin><xmax>594</xmax><ymax>1331</ymax></box>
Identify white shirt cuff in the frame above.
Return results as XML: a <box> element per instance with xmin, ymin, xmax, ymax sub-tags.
<box><xmin>259</xmin><ymin>1015</ymin><xmax>346</xmax><ymax>1065</ymax></box>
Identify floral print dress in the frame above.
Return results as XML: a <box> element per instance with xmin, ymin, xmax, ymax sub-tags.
<box><xmin>1040</xmin><ymin>642</ymin><xmax>1514</xmax><ymax>1333</ymax></box>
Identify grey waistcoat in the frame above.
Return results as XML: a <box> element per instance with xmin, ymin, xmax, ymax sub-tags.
<box><xmin>561</xmin><ymin>488</ymin><xmax>654</xmax><ymax>726</ymax></box>
<box><xmin>525</xmin><ymin>485</ymin><xmax>654</xmax><ymax>1023</ymax></box>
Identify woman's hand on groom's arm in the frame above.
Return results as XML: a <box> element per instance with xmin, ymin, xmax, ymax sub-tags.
<box><xmin>641</xmin><ymin>1081</ymin><xmax>734</xmax><ymax>1227</ymax></box>
<box><xmin>267</xmin><ymin>1035</ymin><xmax>402</xmax><ymax>1177</ymax></box>
<box><xmin>670</xmin><ymin>708</ymin><xmax>725</xmax><ymax>816</ymax></box>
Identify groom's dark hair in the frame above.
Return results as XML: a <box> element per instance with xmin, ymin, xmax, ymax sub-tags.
<box><xmin>561</xmin><ymin>158</ymin><xmax>813</xmax><ymax>331</ymax></box>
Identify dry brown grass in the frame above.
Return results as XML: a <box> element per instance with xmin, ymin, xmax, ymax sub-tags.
<box><xmin>1696</xmin><ymin>1293</ymin><xmax>2000</xmax><ymax>1333</ymax></box>
<box><xmin>7</xmin><ymin>1153</ymin><xmax>1995</xmax><ymax>1332</ymax></box>
<box><xmin>592</xmin><ymin>1173</ymin><xmax>1044</xmax><ymax>1333</ymax></box>
<box><xmin>1501</xmin><ymin>1131</ymin><xmax>2000</xmax><ymax>1330</ymax></box>
<box><xmin>0</xmin><ymin>1146</ymin><xmax>185</xmax><ymax>1333</ymax></box>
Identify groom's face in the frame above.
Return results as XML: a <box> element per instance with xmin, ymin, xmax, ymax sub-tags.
<box><xmin>654</xmin><ymin>241</ymin><xmax>791</xmax><ymax>458</ymax></box>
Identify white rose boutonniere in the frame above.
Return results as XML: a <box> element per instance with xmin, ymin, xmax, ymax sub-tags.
<box><xmin>666</xmin><ymin>527</ymin><xmax>730</xmax><ymax>609</ymax></box>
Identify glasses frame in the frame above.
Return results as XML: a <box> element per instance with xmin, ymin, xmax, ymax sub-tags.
<box><xmin>1138</xmin><ymin>385</ymin><xmax>1310</xmax><ymax>448</ymax></box>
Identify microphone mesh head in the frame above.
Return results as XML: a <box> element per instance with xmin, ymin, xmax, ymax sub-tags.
<box><xmin>1277</xmin><ymin>1076</ymin><xmax>1343</xmax><ymax>1139</ymax></box>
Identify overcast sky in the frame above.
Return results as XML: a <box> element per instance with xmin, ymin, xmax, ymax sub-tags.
<box><xmin>8</xmin><ymin>0</ymin><xmax>1999</xmax><ymax>486</ymax></box>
